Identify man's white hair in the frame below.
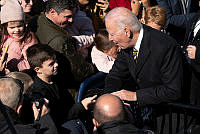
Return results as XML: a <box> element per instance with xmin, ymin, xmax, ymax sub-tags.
<box><xmin>105</xmin><ymin>7</ymin><xmax>142</xmax><ymax>33</ymax></box>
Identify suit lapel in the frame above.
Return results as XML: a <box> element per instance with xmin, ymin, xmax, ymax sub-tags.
<box><xmin>135</xmin><ymin>26</ymin><xmax>151</xmax><ymax>75</ymax></box>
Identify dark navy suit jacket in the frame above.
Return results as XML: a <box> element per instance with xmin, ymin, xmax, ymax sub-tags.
<box><xmin>104</xmin><ymin>25</ymin><xmax>183</xmax><ymax>107</ymax></box>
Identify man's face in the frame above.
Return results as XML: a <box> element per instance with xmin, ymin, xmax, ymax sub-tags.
<box><xmin>53</xmin><ymin>9</ymin><xmax>73</xmax><ymax>28</ymax></box>
<box><xmin>38</xmin><ymin>59</ymin><xmax>58</xmax><ymax>77</ymax></box>
<box><xmin>105</xmin><ymin>20</ymin><xmax>131</xmax><ymax>49</ymax></box>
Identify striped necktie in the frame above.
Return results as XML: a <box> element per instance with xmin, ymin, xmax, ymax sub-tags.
<box><xmin>133</xmin><ymin>48</ymin><xmax>138</xmax><ymax>63</ymax></box>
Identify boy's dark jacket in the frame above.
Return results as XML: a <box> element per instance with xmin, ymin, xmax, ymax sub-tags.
<box><xmin>28</xmin><ymin>76</ymin><xmax>87</xmax><ymax>133</ymax></box>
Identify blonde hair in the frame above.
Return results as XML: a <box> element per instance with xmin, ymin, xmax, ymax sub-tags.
<box><xmin>145</xmin><ymin>6</ymin><xmax>166</xmax><ymax>28</ymax></box>
<box><xmin>6</xmin><ymin>72</ymin><xmax>33</xmax><ymax>94</ymax></box>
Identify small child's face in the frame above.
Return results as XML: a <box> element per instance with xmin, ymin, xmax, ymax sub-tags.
<box><xmin>7</xmin><ymin>21</ymin><xmax>24</xmax><ymax>41</ymax></box>
<box><xmin>103</xmin><ymin>45</ymin><xmax>120</xmax><ymax>59</ymax></box>
<box><xmin>39</xmin><ymin>59</ymin><xmax>58</xmax><ymax>77</ymax></box>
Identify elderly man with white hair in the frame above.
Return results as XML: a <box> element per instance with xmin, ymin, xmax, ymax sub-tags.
<box><xmin>104</xmin><ymin>7</ymin><xmax>183</xmax><ymax>132</ymax></box>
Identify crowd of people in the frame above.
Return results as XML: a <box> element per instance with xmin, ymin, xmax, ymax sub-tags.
<box><xmin>0</xmin><ymin>0</ymin><xmax>200</xmax><ymax>134</ymax></box>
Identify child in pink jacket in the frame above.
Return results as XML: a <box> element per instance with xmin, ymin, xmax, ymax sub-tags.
<box><xmin>0</xmin><ymin>0</ymin><xmax>38</xmax><ymax>74</ymax></box>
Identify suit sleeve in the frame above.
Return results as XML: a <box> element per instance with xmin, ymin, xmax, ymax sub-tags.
<box><xmin>190</xmin><ymin>45</ymin><xmax>200</xmax><ymax>73</ymax></box>
<box><xmin>104</xmin><ymin>51</ymin><xmax>132</xmax><ymax>93</ymax></box>
<box><xmin>136</xmin><ymin>43</ymin><xmax>183</xmax><ymax>106</ymax></box>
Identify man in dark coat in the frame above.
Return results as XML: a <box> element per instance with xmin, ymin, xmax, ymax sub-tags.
<box><xmin>29</xmin><ymin>0</ymin><xmax>95</xmax><ymax>88</ymax></box>
<box><xmin>185</xmin><ymin>10</ymin><xmax>200</xmax><ymax>106</ymax></box>
<box><xmin>104</xmin><ymin>7</ymin><xmax>183</xmax><ymax>132</ymax></box>
<box><xmin>184</xmin><ymin>4</ymin><xmax>200</xmax><ymax>133</ymax></box>
<box><xmin>93</xmin><ymin>94</ymin><xmax>147</xmax><ymax>134</ymax></box>
<box><xmin>0</xmin><ymin>77</ymin><xmax>58</xmax><ymax>134</ymax></box>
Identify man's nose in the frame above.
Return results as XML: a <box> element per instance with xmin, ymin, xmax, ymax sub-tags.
<box><xmin>54</xmin><ymin>62</ymin><xmax>58</xmax><ymax>67</ymax></box>
<box><xmin>109</xmin><ymin>34</ymin><xmax>114</xmax><ymax>41</ymax></box>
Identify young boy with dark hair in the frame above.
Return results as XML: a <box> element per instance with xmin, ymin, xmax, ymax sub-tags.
<box><xmin>26</xmin><ymin>44</ymin><xmax>96</xmax><ymax>133</ymax></box>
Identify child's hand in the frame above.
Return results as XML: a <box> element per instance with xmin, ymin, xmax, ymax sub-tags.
<box><xmin>187</xmin><ymin>45</ymin><xmax>196</xmax><ymax>59</ymax></box>
<box><xmin>81</xmin><ymin>95</ymin><xmax>97</xmax><ymax>110</ymax></box>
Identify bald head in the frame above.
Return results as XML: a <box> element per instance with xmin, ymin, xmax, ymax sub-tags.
<box><xmin>105</xmin><ymin>7</ymin><xmax>142</xmax><ymax>33</ymax></box>
<box><xmin>93</xmin><ymin>94</ymin><xmax>126</xmax><ymax>124</ymax></box>
<box><xmin>0</xmin><ymin>78</ymin><xmax>22</xmax><ymax>110</ymax></box>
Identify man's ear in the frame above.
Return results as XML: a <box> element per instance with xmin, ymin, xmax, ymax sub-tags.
<box><xmin>124</xmin><ymin>26</ymin><xmax>133</xmax><ymax>39</ymax></box>
<box><xmin>34</xmin><ymin>67</ymin><xmax>41</xmax><ymax>74</ymax></box>
<box><xmin>49</xmin><ymin>8</ymin><xmax>57</xmax><ymax>16</ymax></box>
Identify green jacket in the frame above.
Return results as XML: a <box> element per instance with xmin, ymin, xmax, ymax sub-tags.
<box><xmin>30</xmin><ymin>13</ymin><xmax>94</xmax><ymax>84</ymax></box>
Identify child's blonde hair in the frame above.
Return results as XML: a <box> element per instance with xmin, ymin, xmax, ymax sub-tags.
<box><xmin>144</xmin><ymin>6</ymin><xmax>166</xmax><ymax>29</ymax></box>
<box><xmin>6</xmin><ymin>71</ymin><xmax>33</xmax><ymax>94</ymax></box>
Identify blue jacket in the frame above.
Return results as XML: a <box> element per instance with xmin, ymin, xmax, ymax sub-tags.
<box><xmin>156</xmin><ymin>0</ymin><xmax>199</xmax><ymax>44</ymax></box>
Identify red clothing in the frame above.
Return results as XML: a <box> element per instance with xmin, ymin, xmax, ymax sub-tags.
<box><xmin>109</xmin><ymin>0</ymin><xmax>132</xmax><ymax>11</ymax></box>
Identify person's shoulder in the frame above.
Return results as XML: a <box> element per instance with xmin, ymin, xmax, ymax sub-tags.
<box><xmin>144</xmin><ymin>25</ymin><xmax>177</xmax><ymax>43</ymax></box>
<box><xmin>32</xmin><ymin>76</ymin><xmax>46</xmax><ymax>88</ymax></box>
<box><xmin>74</xmin><ymin>10</ymin><xmax>92</xmax><ymax>21</ymax></box>
<box><xmin>144</xmin><ymin>25</ymin><xmax>179</xmax><ymax>51</ymax></box>
<box><xmin>14</xmin><ymin>123</ymin><xmax>37</xmax><ymax>134</ymax></box>
<box><xmin>30</xmin><ymin>76</ymin><xmax>52</xmax><ymax>96</ymax></box>
<box><xmin>48</xmin><ymin>35</ymin><xmax>75</xmax><ymax>53</ymax></box>
<box><xmin>100</xmin><ymin>120</ymin><xmax>140</xmax><ymax>134</ymax></box>
<box><xmin>74</xmin><ymin>10</ymin><xmax>87</xmax><ymax>18</ymax></box>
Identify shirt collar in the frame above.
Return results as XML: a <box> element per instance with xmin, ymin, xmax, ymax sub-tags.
<box><xmin>134</xmin><ymin>25</ymin><xmax>144</xmax><ymax>54</ymax></box>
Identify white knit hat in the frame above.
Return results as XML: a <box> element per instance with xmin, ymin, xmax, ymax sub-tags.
<box><xmin>1</xmin><ymin>0</ymin><xmax>25</xmax><ymax>24</ymax></box>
